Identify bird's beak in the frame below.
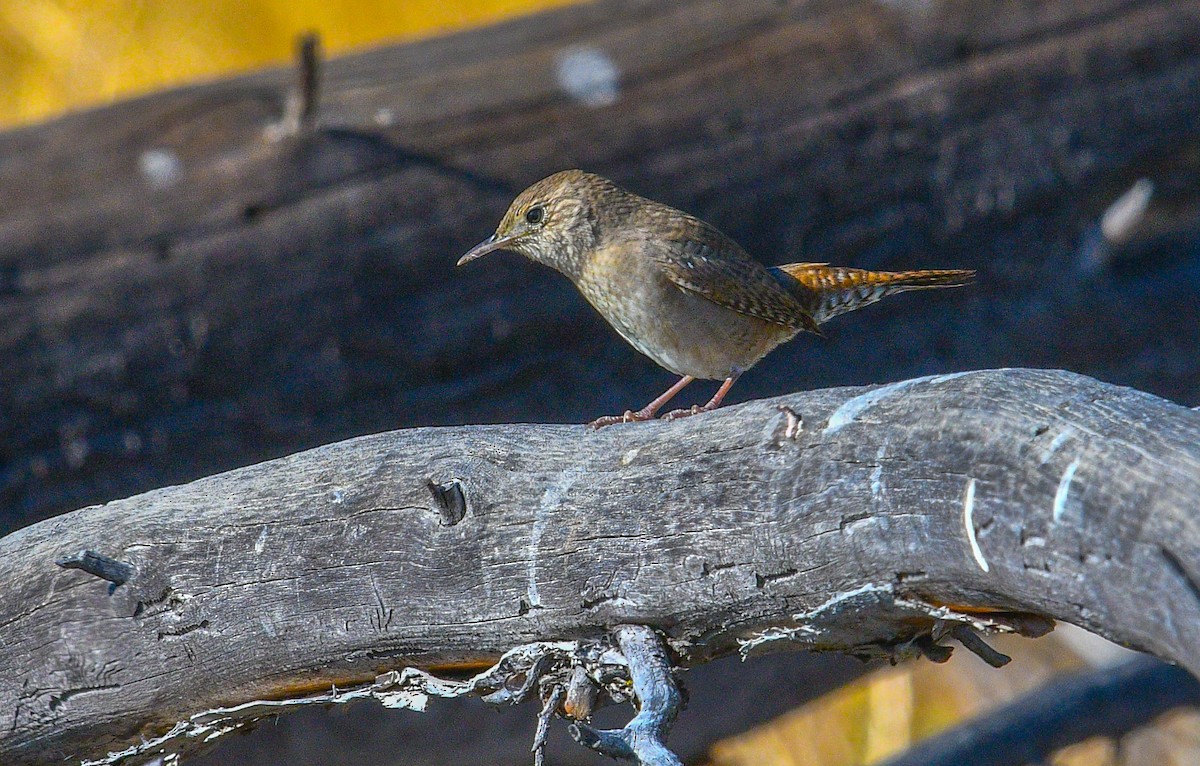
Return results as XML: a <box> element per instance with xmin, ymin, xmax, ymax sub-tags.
<box><xmin>457</xmin><ymin>232</ymin><xmax>521</xmax><ymax>266</ymax></box>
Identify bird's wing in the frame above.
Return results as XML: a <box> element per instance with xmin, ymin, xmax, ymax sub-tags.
<box><xmin>650</xmin><ymin>229</ymin><xmax>822</xmax><ymax>334</ymax></box>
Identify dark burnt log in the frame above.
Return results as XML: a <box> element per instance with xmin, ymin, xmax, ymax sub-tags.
<box><xmin>2</xmin><ymin>0</ymin><xmax>1198</xmax><ymax>532</ymax></box>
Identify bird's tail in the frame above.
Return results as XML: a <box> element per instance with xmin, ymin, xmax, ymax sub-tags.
<box><xmin>770</xmin><ymin>263</ymin><xmax>975</xmax><ymax>325</ymax></box>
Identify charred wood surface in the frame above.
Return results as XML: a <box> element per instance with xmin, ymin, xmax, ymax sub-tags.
<box><xmin>1</xmin><ymin>0</ymin><xmax>1199</xmax><ymax>532</ymax></box>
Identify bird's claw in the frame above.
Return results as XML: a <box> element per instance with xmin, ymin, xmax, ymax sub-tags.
<box><xmin>588</xmin><ymin>409</ymin><xmax>653</xmax><ymax>429</ymax></box>
<box><xmin>661</xmin><ymin>405</ymin><xmax>709</xmax><ymax>421</ymax></box>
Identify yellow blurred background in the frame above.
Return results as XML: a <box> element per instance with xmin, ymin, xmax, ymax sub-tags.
<box><xmin>0</xmin><ymin>0</ymin><xmax>579</xmax><ymax>127</ymax></box>
<box><xmin>706</xmin><ymin>630</ymin><xmax>1200</xmax><ymax>766</ymax></box>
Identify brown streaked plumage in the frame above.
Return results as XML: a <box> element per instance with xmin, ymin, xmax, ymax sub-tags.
<box><xmin>458</xmin><ymin>170</ymin><xmax>974</xmax><ymax>428</ymax></box>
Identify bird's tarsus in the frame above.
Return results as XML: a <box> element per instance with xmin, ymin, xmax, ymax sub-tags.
<box><xmin>660</xmin><ymin>373</ymin><xmax>739</xmax><ymax>422</ymax></box>
<box><xmin>589</xmin><ymin>376</ymin><xmax>698</xmax><ymax>429</ymax></box>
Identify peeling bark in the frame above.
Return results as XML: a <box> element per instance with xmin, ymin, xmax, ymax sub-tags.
<box><xmin>2</xmin><ymin>369</ymin><xmax>1198</xmax><ymax>765</ymax></box>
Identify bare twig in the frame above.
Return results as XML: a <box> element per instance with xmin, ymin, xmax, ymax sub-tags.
<box><xmin>533</xmin><ymin>685</ymin><xmax>566</xmax><ymax>766</ymax></box>
<box><xmin>948</xmin><ymin>624</ymin><xmax>1012</xmax><ymax>668</ymax></box>
<box><xmin>266</xmin><ymin>30</ymin><xmax>322</xmax><ymax>139</ymax></box>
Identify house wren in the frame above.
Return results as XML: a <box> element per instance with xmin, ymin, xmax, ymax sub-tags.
<box><xmin>458</xmin><ymin>170</ymin><xmax>974</xmax><ymax>428</ymax></box>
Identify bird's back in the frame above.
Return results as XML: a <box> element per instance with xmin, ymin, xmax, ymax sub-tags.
<box><xmin>596</xmin><ymin>188</ymin><xmax>974</xmax><ymax>335</ymax></box>
<box><xmin>618</xmin><ymin>197</ymin><xmax>823</xmax><ymax>334</ymax></box>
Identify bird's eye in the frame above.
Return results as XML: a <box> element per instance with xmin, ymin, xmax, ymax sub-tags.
<box><xmin>524</xmin><ymin>206</ymin><xmax>545</xmax><ymax>225</ymax></box>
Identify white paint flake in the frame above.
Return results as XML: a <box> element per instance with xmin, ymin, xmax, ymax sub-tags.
<box><xmin>892</xmin><ymin>596</ymin><xmax>1025</xmax><ymax>634</ymax></box>
<box><xmin>870</xmin><ymin>446</ymin><xmax>886</xmax><ymax>498</ymax></box>
<box><xmin>620</xmin><ymin>448</ymin><xmax>640</xmax><ymax>466</ymax></box>
<box><xmin>80</xmin><ymin>641</ymin><xmax>583</xmax><ymax>766</ymax></box>
<box><xmin>528</xmin><ymin>468</ymin><xmax>581</xmax><ymax>607</ymax></box>
<box><xmin>824</xmin><ymin>372</ymin><xmax>970</xmax><ymax>434</ymax></box>
<box><xmin>1053</xmin><ymin>457</ymin><xmax>1081</xmax><ymax>523</ymax></box>
<box><xmin>798</xmin><ymin>583</ymin><xmax>894</xmax><ymax>622</ymax></box>
<box><xmin>962</xmin><ymin>478</ymin><xmax>989</xmax><ymax>573</ymax></box>
<box><xmin>1040</xmin><ymin>428</ymin><xmax>1075</xmax><ymax>464</ymax></box>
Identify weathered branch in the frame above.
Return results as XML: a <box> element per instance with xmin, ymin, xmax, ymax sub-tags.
<box><xmin>3</xmin><ymin>368</ymin><xmax>1199</xmax><ymax>765</ymax></box>
<box><xmin>878</xmin><ymin>655</ymin><xmax>1200</xmax><ymax>766</ymax></box>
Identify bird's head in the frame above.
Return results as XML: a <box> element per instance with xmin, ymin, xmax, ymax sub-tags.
<box><xmin>457</xmin><ymin>169</ymin><xmax>620</xmax><ymax>276</ymax></box>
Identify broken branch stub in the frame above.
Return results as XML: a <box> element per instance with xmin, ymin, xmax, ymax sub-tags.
<box><xmin>2</xmin><ymin>368</ymin><xmax>1199</xmax><ymax>765</ymax></box>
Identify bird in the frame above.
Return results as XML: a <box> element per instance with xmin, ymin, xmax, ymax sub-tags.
<box><xmin>458</xmin><ymin>170</ymin><xmax>974</xmax><ymax>428</ymax></box>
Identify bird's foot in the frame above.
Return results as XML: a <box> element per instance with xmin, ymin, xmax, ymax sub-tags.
<box><xmin>588</xmin><ymin>409</ymin><xmax>656</xmax><ymax>430</ymax></box>
<box><xmin>661</xmin><ymin>404</ymin><xmax>715</xmax><ymax>421</ymax></box>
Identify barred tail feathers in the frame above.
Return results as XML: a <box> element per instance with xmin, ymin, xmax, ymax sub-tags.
<box><xmin>770</xmin><ymin>263</ymin><xmax>975</xmax><ymax>325</ymax></box>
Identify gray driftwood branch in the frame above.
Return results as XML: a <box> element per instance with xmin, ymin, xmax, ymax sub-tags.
<box><xmin>3</xmin><ymin>368</ymin><xmax>1199</xmax><ymax>765</ymax></box>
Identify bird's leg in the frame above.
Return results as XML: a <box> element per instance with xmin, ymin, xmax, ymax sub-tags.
<box><xmin>662</xmin><ymin>371</ymin><xmax>741</xmax><ymax>421</ymax></box>
<box><xmin>589</xmin><ymin>376</ymin><xmax>695</xmax><ymax>429</ymax></box>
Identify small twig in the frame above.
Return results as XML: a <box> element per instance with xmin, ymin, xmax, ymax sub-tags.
<box><xmin>474</xmin><ymin>644</ymin><xmax>569</xmax><ymax>705</ymax></box>
<box><xmin>296</xmin><ymin>31</ymin><xmax>321</xmax><ymax>128</ymax></box>
<box><xmin>564</xmin><ymin>664</ymin><xmax>601</xmax><ymax>719</ymax></box>
<box><xmin>775</xmin><ymin>405</ymin><xmax>804</xmax><ymax>442</ymax></box>
<box><xmin>56</xmin><ymin>549</ymin><xmax>133</xmax><ymax>591</ymax></box>
<box><xmin>533</xmin><ymin>685</ymin><xmax>566</xmax><ymax>766</ymax></box>
<box><xmin>570</xmin><ymin>625</ymin><xmax>684</xmax><ymax>766</ymax></box>
<box><xmin>266</xmin><ymin>31</ymin><xmax>322</xmax><ymax>139</ymax></box>
<box><xmin>512</xmin><ymin>653</ymin><xmax>557</xmax><ymax>703</ymax></box>
<box><xmin>950</xmin><ymin>624</ymin><xmax>1012</xmax><ymax>668</ymax></box>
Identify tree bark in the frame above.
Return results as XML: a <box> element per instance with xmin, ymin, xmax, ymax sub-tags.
<box><xmin>3</xmin><ymin>369</ymin><xmax>1198</xmax><ymax>765</ymax></box>
<box><xmin>3</xmin><ymin>0</ymin><xmax>1199</xmax><ymax>532</ymax></box>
